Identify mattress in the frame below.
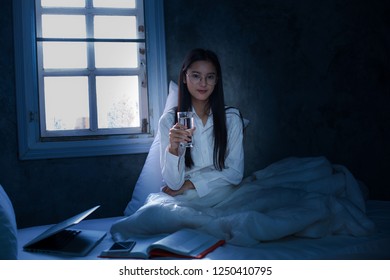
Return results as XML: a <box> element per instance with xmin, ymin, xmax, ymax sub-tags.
<box><xmin>16</xmin><ymin>200</ymin><xmax>390</xmax><ymax>260</ymax></box>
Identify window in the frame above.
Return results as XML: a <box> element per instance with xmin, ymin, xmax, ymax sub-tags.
<box><xmin>13</xmin><ymin>0</ymin><xmax>167</xmax><ymax>159</ymax></box>
<box><xmin>36</xmin><ymin>0</ymin><xmax>147</xmax><ymax>137</ymax></box>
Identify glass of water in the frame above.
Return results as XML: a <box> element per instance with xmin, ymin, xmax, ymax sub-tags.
<box><xmin>177</xmin><ymin>111</ymin><xmax>195</xmax><ymax>148</ymax></box>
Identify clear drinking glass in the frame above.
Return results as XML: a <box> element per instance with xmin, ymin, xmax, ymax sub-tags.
<box><xmin>177</xmin><ymin>111</ymin><xmax>195</xmax><ymax>148</ymax></box>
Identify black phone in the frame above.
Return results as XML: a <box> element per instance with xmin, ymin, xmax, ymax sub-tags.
<box><xmin>105</xmin><ymin>241</ymin><xmax>136</xmax><ymax>253</ymax></box>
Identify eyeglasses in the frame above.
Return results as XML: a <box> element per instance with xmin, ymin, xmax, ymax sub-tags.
<box><xmin>186</xmin><ymin>72</ymin><xmax>218</xmax><ymax>86</ymax></box>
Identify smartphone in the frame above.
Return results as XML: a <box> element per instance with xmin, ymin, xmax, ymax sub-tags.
<box><xmin>105</xmin><ymin>241</ymin><xmax>136</xmax><ymax>253</ymax></box>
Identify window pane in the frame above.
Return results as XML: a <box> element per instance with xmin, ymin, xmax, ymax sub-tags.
<box><xmin>93</xmin><ymin>0</ymin><xmax>136</xmax><ymax>8</ymax></box>
<box><xmin>94</xmin><ymin>16</ymin><xmax>137</xmax><ymax>39</ymax></box>
<box><xmin>41</xmin><ymin>0</ymin><xmax>85</xmax><ymax>7</ymax></box>
<box><xmin>42</xmin><ymin>42</ymin><xmax>87</xmax><ymax>69</ymax></box>
<box><xmin>95</xmin><ymin>43</ymin><xmax>138</xmax><ymax>68</ymax></box>
<box><xmin>42</xmin><ymin>15</ymin><xmax>86</xmax><ymax>38</ymax></box>
<box><xmin>44</xmin><ymin>77</ymin><xmax>89</xmax><ymax>131</ymax></box>
<box><xmin>96</xmin><ymin>76</ymin><xmax>139</xmax><ymax>128</ymax></box>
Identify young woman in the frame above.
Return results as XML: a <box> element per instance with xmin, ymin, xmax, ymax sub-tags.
<box><xmin>158</xmin><ymin>48</ymin><xmax>244</xmax><ymax>204</ymax></box>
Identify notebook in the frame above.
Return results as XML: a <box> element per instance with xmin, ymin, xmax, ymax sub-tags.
<box><xmin>23</xmin><ymin>205</ymin><xmax>107</xmax><ymax>257</ymax></box>
<box><xmin>99</xmin><ymin>228</ymin><xmax>225</xmax><ymax>259</ymax></box>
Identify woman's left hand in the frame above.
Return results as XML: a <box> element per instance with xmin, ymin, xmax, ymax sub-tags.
<box><xmin>162</xmin><ymin>180</ymin><xmax>195</xmax><ymax>196</ymax></box>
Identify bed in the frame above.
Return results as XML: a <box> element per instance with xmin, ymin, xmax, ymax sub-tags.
<box><xmin>15</xmin><ymin>200</ymin><xmax>390</xmax><ymax>260</ymax></box>
<box><xmin>5</xmin><ymin>82</ymin><xmax>390</xmax><ymax>260</ymax></box>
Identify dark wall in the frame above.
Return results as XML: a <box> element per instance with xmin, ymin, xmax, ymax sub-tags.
<box><xmin>1</xmin><ymin>1</ymin><xmax>147</xmax><ymax>228</ymax></box>
<box><xmin>0</xmin><ymin>0</ymin><xmax>389</xmax><ymax>229</ymax></box>
<box><xmin>164</xmin><ymin>0</ymin><xmax>390</xmax><ymax>200</ymax></box>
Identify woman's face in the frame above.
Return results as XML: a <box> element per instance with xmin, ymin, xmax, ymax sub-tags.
<box><xmin>184</xmin><ymin>60</ymin><xmax>217</xmax><ymax>104</ymax></box>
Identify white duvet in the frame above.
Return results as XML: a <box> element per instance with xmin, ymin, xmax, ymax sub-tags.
<box><xmin>111</xmin><ymin>157</ymin><xmax>376</xmax><ymax>246</ymax></box>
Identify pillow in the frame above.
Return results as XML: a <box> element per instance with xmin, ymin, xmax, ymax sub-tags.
<box><xmin>124</xmin><ymin>81</ymin><xmax>178</xmax><ymax>215</ymax></box>
<box><xmin>0</xmin><ymin>184</ymin><xmax>18</xmax><ymax>259</ymax></box>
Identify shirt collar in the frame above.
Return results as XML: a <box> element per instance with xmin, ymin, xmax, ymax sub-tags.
<box><xmin>191</xmin><ymin>106</ymin><xmax>213</xmax><ymax>117</ymax></box>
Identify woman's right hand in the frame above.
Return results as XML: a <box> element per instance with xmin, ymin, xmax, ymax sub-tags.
<box><xmin>168</xmin><ymin>123</ymin><xmax>194</xmax><ymax>155</ymax></box>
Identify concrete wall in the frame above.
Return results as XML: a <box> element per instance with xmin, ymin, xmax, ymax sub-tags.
<box><xmin>164</xmin><ymin>0</ymin><xmax>390</xmax><ymax>199</ymax></box>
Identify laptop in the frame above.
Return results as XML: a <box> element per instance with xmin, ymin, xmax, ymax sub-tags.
<box><xmin>23</xmin><ymin>205</ymin><xmax>107</xmax><ymax>257</ymax></box>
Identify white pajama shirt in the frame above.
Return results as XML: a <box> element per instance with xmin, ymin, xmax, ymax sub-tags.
<box><xmin>159</xmin><ymin>107</ymin><xmax>244</xmax><ymax>198</ymax></box>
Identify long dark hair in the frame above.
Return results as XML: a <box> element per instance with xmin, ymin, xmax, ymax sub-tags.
<box><xmin>176</xmin><ymin>48</ymin><xmax>227</xmax><ymax>171</ymax></box>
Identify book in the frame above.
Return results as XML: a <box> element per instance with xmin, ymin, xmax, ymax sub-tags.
<box><xmin>99</xmin><ymin>228</ymin><xmax>225</xmax><ymax>259</ymax></box>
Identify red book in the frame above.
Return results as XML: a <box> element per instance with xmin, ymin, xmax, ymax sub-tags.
<box><xmin>99</xmin><ymin>228</ymin><xmax>225</xmax><ymax>259</ymax></box>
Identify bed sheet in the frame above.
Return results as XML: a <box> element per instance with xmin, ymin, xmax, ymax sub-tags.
<box><xmin>16</xmin><ymin>200</ymin><xmax>390</xmax><ymax>260</ymax></box>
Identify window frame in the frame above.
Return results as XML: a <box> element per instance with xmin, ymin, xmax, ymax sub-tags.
<box><xmin>13</xmin><ymin>0</ymin><xmax>168</xmax><ymax>160</ymax></box>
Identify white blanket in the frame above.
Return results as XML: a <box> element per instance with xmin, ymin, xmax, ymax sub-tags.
<box><xmin>111</xmin><ymin>157</ymin><xmax>376</xmax><ymax>246</ymax></box>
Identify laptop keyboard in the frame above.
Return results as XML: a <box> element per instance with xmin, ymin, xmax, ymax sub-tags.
<box><xmin>52</xmin><ymin>229</ymin><xmax>82</xmax><ymax>249</ymax></box>
<box><xmin>30</xmin><ymin>229</ymin><xmax>82</xmax><ymax>250</ymax></box>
